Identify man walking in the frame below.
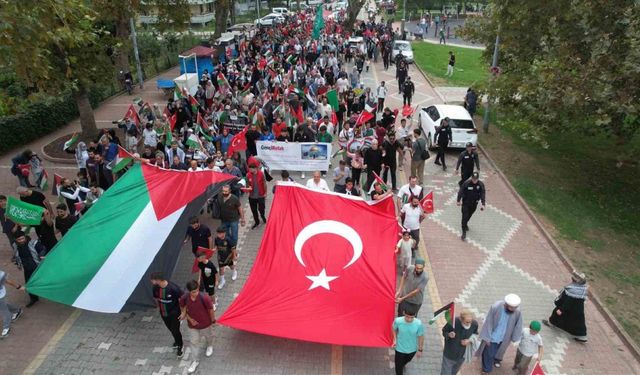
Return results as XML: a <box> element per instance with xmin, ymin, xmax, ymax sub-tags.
<box><xmin>363</xmin><ymin>140</ymin><xmax>384</xmax><ymax>191</ymax></box>
<box><xmin>306</xmin><ymin>171</ymin><xmax>330</xmax><ymax>191</ymax></box>
<box><xmin>246</xmin><ymin>162</ymin><xmax>268</xmax><ymax>229</ymax></box>
<box><xmin>400</xmin><ymin>196</ymin><xmax>425</xmax><ymax>258</ymax></box>
<box><xmin>392</xmin><ymin>306</ymin><xmax>425</xmax><ymax>375</ymax></box>
<box><xmin>376</xmin><ymin>81</ymin><xmax>387</xmax><ymax>113</ymax></box>
<box><xmin>217</xmin><ymin>185</ymin><xmax>245</xmax><ymax>245</ymax></box>
<box><xmin>184</xmin><ymin>216</ymin><xmax>213</xmax><ymax>256</ymax></box>
<box><xmin>455</xmin><ymin>142</ymin><xmax>480</xmax><ymax>186</ymax></box>
<box><xmin>215</xmin><ymin>226</ymin><xmax>237</xmax><ymax>290</ymax></box>
<box><xmin>434</xmin><ymin>117</ymin><xmax>452</xmax><ymax>170</ymax></box>
<box><xmin>477</xmin><ymin>294</ymin><xmax>523</xmax><ymax>374</ymax></box>
<box><xmin>402</xmin><ymin>76</ymin><xmax>415</xmax><ymax>106</ymax></box>
<box><xmin>13</xmin><ymin>231</ymin><xmax>46</xmax><ymax>307</ymax></box>
<box><xmin>179</xmin><ymin>280</ymin><xmax>216</xmax><ymax>374</ymax></box>
<box><xmin>395</xmin><ymin>259</ymin><xmax>428</xmax><ymax>316</ymax></box>
<box><xmin>150</xmin><ymin>272</ymin><xmax>184</xmax><ymax>357</ymax></box>
<box><xmin>397</xmin><ymin>175</ymin><xmax>424</xmax><ymax>210</ymax></box>
<box><xmin>446</xmin><ymin>51</ymin><xmax>455</xmax><ymax>76</ymax></box>
<box><xmin>410</xmin><ymin>129</ymin><xmax>428</xmax><ymax>185</ymax></box>
<box><xmin>456</xmin><ymin>172</ymin><xmax>485</xmax><ymax>241</ymax></box>
<box><xmin>0</xmin><ymin>269</ymin><xmax>24</xmax><ymax>338</ymax></box>
<box><xmin>440</xmin><ymin>309</ymin><xmax>479</xmax><ymax>375</ymax></box>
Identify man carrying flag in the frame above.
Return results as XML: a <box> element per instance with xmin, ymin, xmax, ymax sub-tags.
<box><xmin>439</xmin><ymin>308</ymin><xmax>479</xmax><ymax>375</ymax></box>
<box><xmin>395</xmin><ymin>258</ymin><xmax>428</xmax><ymax>317</ymax></box>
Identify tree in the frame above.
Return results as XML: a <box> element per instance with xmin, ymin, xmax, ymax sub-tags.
<box><xmin>344</xmin><ymin>0</ymin><xmax>367</xmax><ymax>33</ymax></box>
<box><xmin>461</xmin><ymin>0</ymin><xmax>640</xmax><ymax>147</ymax></box>
<box><xmin>214</xmin><ymin>0</ymin><xmax>231</xmax><ymax>39</ymax></box>
<box><xmin>0</xmin><ymin>0</ymin><xmax>115</xmax><ymax>136</ymax></box>
<box><xmin>92</xmin><ymin>0</ymin><xmax>190</xmax><ymax>73</ymax></box>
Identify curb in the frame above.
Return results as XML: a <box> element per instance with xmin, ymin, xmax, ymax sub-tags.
<box><xmin>477</xmin><ymin>142</ymin><xmax>640</xmax><ymax>363</ymax></box>
<box><xmin>40</xmin><ymin>144</ymin><xmax>77</xmax><ymax>165</ymax></box>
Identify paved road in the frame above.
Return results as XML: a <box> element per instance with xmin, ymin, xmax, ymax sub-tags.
<box><xmin>1</xmin><ymin>17</ymin><xmax>639</xmax><ymax>375</ymax></box>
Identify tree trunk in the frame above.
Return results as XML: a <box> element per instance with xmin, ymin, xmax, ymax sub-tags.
<box><xmin>214</xmin><ymin>0</ymin><xmax>229</xmax><ymax>39</ymax></box>
<box><xmin>230</xmin><ymin>1</ymin><xmax>236</xmax><ymax>25</ymax></box>
<box><xmin>344</xmin><ymin>0</ymin><xmax>366</xmax><ymax>33</ymax></box>
<box><xmin>114</xmin><ymin>17</ymin><xmax>131</xmax><ymax>73</ymax></box>
<box><xmin>74</xmin><ymin>88</ymin><xmax>98</xmax><ymax>137</ymax></box>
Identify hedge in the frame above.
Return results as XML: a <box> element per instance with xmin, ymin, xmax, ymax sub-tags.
<box><xmin>0</xmin><ymin>85</ymin><xmax>117</xmax><ymax>156</ymax></box>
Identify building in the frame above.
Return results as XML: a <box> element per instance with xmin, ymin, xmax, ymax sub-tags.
<box><xmin>139</xmin><ymin>0</ymin><xmax>215</xmax><ymax>26</ymax></box>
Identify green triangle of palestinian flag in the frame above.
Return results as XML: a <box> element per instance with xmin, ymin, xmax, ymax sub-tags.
<box><xmin>429</xmin><ymin>302</ymin><xmax>455</xmax><ymax>326</ymax></box>
<box><xmin>26</xmin><ymin>163</ymin><xmax>235</xmax><ymax>313</ymax></box>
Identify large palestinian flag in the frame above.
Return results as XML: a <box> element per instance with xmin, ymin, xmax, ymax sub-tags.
<box><xmin>27</xmin><ymin>163</ymin><xmax>235</xmax><ymax>313</ymax></box>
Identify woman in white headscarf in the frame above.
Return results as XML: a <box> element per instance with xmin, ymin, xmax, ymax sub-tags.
<box><xmin>74</xmin><ymin>142</ymin><xmax>89</xmax><ymax>176</ymax></box>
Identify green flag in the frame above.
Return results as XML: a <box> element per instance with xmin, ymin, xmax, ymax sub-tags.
<box><xmin>5</xmin><ymin>196</ymin><xmax>44</xmax><ymax>225</ymax></box>
<box><xmin>326</xmin><ymin>89</ymin><xmax>339</xmax><ymax>111</ymax></box>
<box><xmin>312</xmin><ymin>4</ymin><xmax>325</xmax><ymax>40</ymax></box>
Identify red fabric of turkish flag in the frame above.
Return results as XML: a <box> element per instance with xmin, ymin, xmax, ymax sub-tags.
<box><xmin>530</xmin><ymin>361</ymin><xmax>546</xmax><ymax>375</ymax></box>
<box><xmin>226</xmin><ymin>125</ymin><xmax>248</xmax><ymax>157</ymax></box>
<box><xmin>420</xmin><ymin>191</ymin><xmax>434</xmax><ymax>214</ymax></box>
<box><xmin>218</xmin><ymin>183</ymin><xmax>397</xmax><ymax>347</ymax></box>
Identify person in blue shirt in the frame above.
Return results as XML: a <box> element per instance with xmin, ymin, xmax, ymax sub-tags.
<box><xmin>214</xmin><ymin>128</ymin><xmax>233</xmax><ymax>156</ymax></box>
<box><xmin>392</xmin><ymin>306</ymin><xmax>424</xmax><ymax>375</ymax></box>
<box><xmin>259</xmin><ymin>127</ymin><xmax>275</xmax><ymax>141</ymax></box>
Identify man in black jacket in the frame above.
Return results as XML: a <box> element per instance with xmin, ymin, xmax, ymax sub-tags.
<box><xmin>455</xmin><ymin>142</ymin><xmax>480</xmax><ymax>186</ymax></box>
<box><xmin>456</xmin><ymin>172</ymin><xmax>486</xmax><ymax>241</ymax></box>
<box><xmin>440</xmin><ymin>310</ymin><xmax>479</xmax><ymax>375</ymax></box>
<box><xmin>434</xmin><ymin>117</ymin><xmax>453</xmax><ymax>171</ymax></box>
<box><xmin>402</xmin><ymin>76</ymin><xmax>415</xmax><ymax>106</ymax></box>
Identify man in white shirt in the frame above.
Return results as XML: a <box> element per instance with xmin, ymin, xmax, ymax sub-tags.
<box><xmin>336</xmin><ymin>76</ymin><xmax>349</xmax><ymax>94</ymax></box>
<box><xmin>318</xmin><ymin>97</ymin><xmax>333</xmax><ymax>119</ymax></box>
<box><xmin>396</xmin><ymin>118</ymin><xmax>412</xmax><ymax>170</ymax></box>
<box><xmin>397</xmin><ymin>176</ymin><xmax>424</xmax><ymax>211</ymax></box>
<box><xmin>376</xmin><ymin>81</ymin><xmax>388</xmax><ymax>113</ymax></box>
<box><xmin>306</xmin><ymin>171</ymin><xmax>330</xmax><ymax>191</ymax></box>
<box><xmin>400</xmin><ymin>196</ymin><xmax>425</xmax><ymax>258</ymax></box>
<box><xmin>142</xmin><ymin>123</ymin><xmax>159</xmax><ymax>149</ymax></box>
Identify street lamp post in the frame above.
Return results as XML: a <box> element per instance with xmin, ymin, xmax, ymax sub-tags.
<box><xmin>482</xmin><ymin>34</ymin><xmax>500</xmax><ymax>133</ymax></box>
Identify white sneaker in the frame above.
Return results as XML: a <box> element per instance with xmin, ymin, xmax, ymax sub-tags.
<box><xmin>188</xmin><ymin>361</ymin><xmax>199</xmax><ymax>373</ymax></box>
<box><xmin>1</xmin><ymin>328</ymin><xmax>9</xmax><ymax>338</ymax></box>
<box><xmin>231</xmin><ymin>269</ymin><xmax>238</xmax><ymax>281</ymax></box>
<box><xmin>218</xmin><ymin>277</ymin><xmax>226</xmax><ymax>289</ymax></box>
<box><xmin>213</xmin><ymin>303</ymin><xmax>218</xmax><ymax>312</ymax></box>
<box><xmin>301</xmin><ymin>172</ymin><xmax>305</xmax><ymax>178</ymax></box>
<box><xmin>205</xmin><ymin>346</ymin><xmax>213</xmax><ymax>357</ymax></box>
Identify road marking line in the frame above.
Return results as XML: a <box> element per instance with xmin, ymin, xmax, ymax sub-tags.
<box><xmin>23</xmin><ymin>309</ymin><xmax>82</xmax><ymax>375</ymax></box>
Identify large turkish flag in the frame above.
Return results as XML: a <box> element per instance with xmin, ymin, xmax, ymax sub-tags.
<box><xmin>219</xmin><ymin>183</ymin><xmax>397</xmax><ymax>347</ymax></box>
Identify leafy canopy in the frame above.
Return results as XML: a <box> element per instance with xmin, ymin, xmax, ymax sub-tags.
<box><xmin>462</xmin><ymin>0</ymin><xmax>640</xmax><ymax>144</ymax></box>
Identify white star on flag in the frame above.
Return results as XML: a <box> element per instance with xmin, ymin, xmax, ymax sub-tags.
<box><xmin>306</xmin><ymin>269</ymin><xmax>338</xmax><ymax>290</ymax></box>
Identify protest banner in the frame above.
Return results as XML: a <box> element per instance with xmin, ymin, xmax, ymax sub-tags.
<box><xmin>257</xmin><ymin>141</ymin><xmax>332</xmax><ymax>171</ymax></box>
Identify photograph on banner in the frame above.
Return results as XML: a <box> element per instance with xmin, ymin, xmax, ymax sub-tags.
<box><xmin>257</xmin><ymin>141</ymin><xmax>332</xmax><ymax>171</ymax></box>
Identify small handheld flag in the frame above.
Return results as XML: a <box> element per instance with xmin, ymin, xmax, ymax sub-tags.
<box><xmin>429</xmin><ymin>302</ymin><xmax>455</xmax><ymax>328</ymax></box>
<box><xmin>192</xmin><ymin>246</ymin><xmax>216</xmax><ymax>273</ymax></box>
<box><xmin>63</xmin><ymin>133</ymin><xmax>79</xmax><ymax>150</ymax></box>
<box><xmin>420</xmin><ymin>191</ymin><xmax>434</xmax><ymax>214</ymax></box>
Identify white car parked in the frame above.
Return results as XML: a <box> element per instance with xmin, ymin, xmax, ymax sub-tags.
<box><xmin>255</xmin><ymin>13</ymin><xmax>285</xmax><ymax>26</ymax></box>
<box><xmin>391</xmin><ymin>40</ymin><xmax>414</xmax><ymax>63</ymax></box>
<box><xmin>418</xmin><ymin>104</ymin><xmax>478</xmax><ymax>149</ymax></box>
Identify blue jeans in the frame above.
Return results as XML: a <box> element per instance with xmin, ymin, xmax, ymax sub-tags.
<box><xmin>482</xmin><ymin>341</ymin><xmax>501</xmax><ymax>373</ymax></box>
<box><xmin>0</xmin><ymin>296</ymin><xmax>19</xmax><ymax>330</ymax></box>
<box><xmin>220</xmin><ymin>220</ymin><xmax>239</xmax><ymax>245</ymax></box>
